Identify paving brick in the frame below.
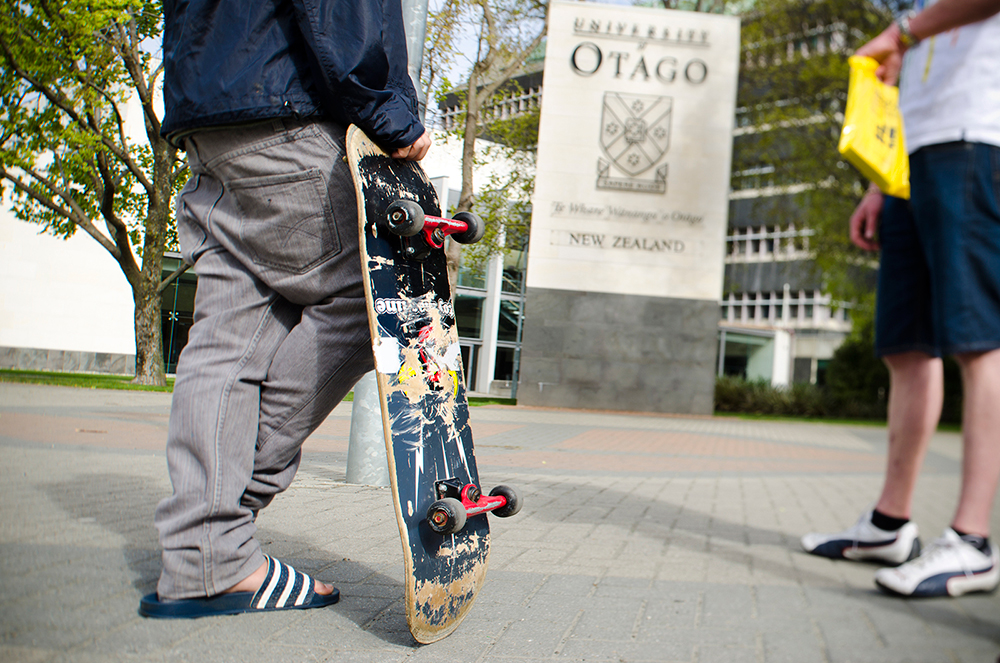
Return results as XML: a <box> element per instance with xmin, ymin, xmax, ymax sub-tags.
<box><xmin>1</xmin><ymin>383</ymin><xmax>997</xmax><ymax>662</ymax></box>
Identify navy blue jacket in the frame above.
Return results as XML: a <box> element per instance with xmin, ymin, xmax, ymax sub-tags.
<box><xmin>161</xmin><ymin>0</ymin><xmax>424</xmax><ymax>150</ymax></box>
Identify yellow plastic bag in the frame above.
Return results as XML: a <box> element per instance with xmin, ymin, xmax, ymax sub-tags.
<box><xmin>838</xmin><ymin>55</ymin><xmax>910</xmax><ymax>199</ymax></box>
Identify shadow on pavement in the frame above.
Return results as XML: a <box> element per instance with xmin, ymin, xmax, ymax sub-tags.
<box><xmin>42</xmin><ymin>471</ymin><xmax>418</xmax><ymax>648</ymax></box>
<box><xmin>518</xmin><ymin>478</ymin><xmax>1000</xmax><ymax>647</ymax></box>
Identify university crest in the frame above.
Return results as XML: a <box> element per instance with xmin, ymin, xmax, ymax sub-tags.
<box><xmin>597</xmin><ymin>92</ymin><xmax>672</xmax><ymax>194</ymax></box>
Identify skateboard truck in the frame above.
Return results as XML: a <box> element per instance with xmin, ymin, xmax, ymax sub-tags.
<box><xmin>383</xmin><ymin>200</ymin><xmax>485</xmax><ymax>260</ymax></box>
<box><xmin>427</xmin><ymin>478</ymin><xmax>522</xmax><ymax>535</ymax></box>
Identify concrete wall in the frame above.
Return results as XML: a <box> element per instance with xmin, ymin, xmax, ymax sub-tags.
<box><xmin>517</xmin><ymin>288</ymin><xmax>718</xmax><ymax>414</ymax></box>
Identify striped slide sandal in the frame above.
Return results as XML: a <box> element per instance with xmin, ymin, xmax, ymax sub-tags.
<box><xmin>139</xmin><ymin>556</ymin><xmax>339</xmax><ymax>618</ymax></box>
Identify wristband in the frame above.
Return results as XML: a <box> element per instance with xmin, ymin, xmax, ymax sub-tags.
<box><xmin>896</xmin><ymin>11</ymin><xmax>920</xmax><ymax>47</ymax></box>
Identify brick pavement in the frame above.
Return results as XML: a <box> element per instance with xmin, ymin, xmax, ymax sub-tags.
<box><xmin>0</xmin><ymin>382</ymin><xmax>997</xmax><ymax>662</ymax></box>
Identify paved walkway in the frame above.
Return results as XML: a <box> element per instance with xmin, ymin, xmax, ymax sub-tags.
<box><xmin>0</xmin><ymin>382</ymin><xmax>997</xmax><ymax>662</ymax></box>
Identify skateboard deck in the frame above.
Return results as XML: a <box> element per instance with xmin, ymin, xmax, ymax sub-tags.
<box><xmin>346</xmin><ymin>125</ymin><xmax>515</xmax><ymax>644</ymax></box>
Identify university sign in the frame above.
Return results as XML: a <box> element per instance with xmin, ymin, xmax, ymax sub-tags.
<box><xmin>526</xmin><ymin>1</ymin><xmax>740</xmax><ymax>300</ymax></box>
<box><xmin>518</xmin><ymin>2</ymin><xmax>740</xmax><ymax>414</ymax></box>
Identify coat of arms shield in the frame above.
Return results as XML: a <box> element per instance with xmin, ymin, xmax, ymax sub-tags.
<box><xmin>600</xmin><ymin>92</ymin><xmax>672</xmax><ymax>177</ymax></box>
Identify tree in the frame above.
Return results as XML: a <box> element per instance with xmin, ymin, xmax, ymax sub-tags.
<box><xmin>451</xmin><ymin>1</ymin><xmax>546</xmax><ymax>215</ymax></box>
<box><xmin>455</xmin><ymin>102</ymin><xmax>538</xmax><ymax>274</ymax></box>
<box><xmin>638</xmin><ymin>0</ymin><xmax>736</xmax><ymax>13</ymax></box>
<box><xmin>732</xmin><ymin>0</ymin><xmax>895</xmax><ymax>314</ymax></box>
<box><xmin>0</xmin><ymin>0</ymin><xmax>184</xmax><ymax>386</ymax></box>
<box><xmin>424</xmin><ymin>0</ymin><xmax>547</xmax><ymax>287</ymax></box>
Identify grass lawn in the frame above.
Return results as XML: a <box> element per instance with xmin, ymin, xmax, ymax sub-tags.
<box><xmin>0</xmin><ymin>369</ymin><xmax>517</xmax><ymax>406</ymax></box>
<box><xmin>0</xmin><ymin>369</ymin><xmax>174</xmax><ymax>392</ymax></box>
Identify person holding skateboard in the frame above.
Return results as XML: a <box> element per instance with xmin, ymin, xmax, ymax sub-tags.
<box><xmin>801</xmin><ymin>0</ymin><xmax>1000</xmax><ymax>597</ymax></box>
<box><xmin>141</xmin><ymin>0</ymin><xmax>430</xmax><ymax>618</ymax></box>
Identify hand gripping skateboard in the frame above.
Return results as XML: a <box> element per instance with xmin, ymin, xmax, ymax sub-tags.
<box><xmin>346</xmin><ymin>125</ymin><xmax>522</xmax><ymax>644</ymax></box>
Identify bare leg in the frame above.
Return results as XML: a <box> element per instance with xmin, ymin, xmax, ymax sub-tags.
<box><xmin>951</xmin><ymin>348</ymin><xmax>1000</xmax><ymax>537</ymax></box>
<box><xmin>875</xmin><ymin>351</ymin><xmax>944</xmax><ymax>519</ymax></box>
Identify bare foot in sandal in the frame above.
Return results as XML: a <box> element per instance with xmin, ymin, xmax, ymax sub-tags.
<box><xmin>228</xmin><ymin>558</ymin><xmax>335</xmax><ymax>596</ymax></box>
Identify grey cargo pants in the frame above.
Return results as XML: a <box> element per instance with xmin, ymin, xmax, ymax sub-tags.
<box><xmin>154</xmin><ymin>120</ymin><xmax>373</xmax><ymax>600</ymax></box>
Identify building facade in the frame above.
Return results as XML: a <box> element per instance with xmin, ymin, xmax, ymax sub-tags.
<box><xmin>3</xmin><ymin>5</ymin><xmax>877</xmax><ymax>396</ymax></box>
<box><xmin>720</xmin><ymin>5</ymin><xmax>881</xmax><ymax>386</ymax></box>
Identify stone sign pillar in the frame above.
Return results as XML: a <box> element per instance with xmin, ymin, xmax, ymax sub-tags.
<box><xmin>519</xmin><ymin>1</ymin><xmax>740</xmax><ymax>414</ymax></box>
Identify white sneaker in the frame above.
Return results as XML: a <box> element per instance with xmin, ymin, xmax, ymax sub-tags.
<box><xmin>874</xmin><ymin>528</ymin><xmax>999</xmax><ymax>597</ymax></box>
<box><xmin>801</xmin><ymin>510</ymin><xmax>921</xmax><ymax>565</ymax></box>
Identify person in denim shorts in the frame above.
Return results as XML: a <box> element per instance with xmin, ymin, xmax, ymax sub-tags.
<box><xmin>802</xmin><ymin>0</ymin><xmax>1000</xmax><ymax>597</ymax></box>
<box><xmin>140</xmin><ymin>0</ymin><xmax>431</xmax><ymax>618</ymax></box>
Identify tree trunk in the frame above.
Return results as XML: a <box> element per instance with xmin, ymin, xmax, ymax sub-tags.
<box><xmin>457</xmin><ymin>73</ymin><xmax>481</xmax><ymax>215</ymax></box>
<box><xmin>130</xmin><ymin>136</ymin><xmax>176</xmax><ymax>387</ymax></box>
<box><xmin>446</xmin><ymin>70</ymin><xmax>485</xmax><ymax>293</ymax></box>
<box><xmin>132</xmin><ymin>276</ymin><xmax>165</xmax><ymax>385</ymax></box>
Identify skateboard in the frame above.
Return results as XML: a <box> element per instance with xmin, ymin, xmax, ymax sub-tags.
<box><xmin>346</xmin><ymin>125</ymin><xmax>522</xmax><ymax>644</ymax></box>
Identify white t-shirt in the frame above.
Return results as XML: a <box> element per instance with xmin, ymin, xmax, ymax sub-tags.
<box><xmin>898</xmin><ymin>5</ymin><xmax>1000</xmax><ymax>153</ymax></box>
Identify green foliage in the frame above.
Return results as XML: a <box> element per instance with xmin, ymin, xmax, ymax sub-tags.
<box><xmin>717</xmin><ymin>315</ymin><xmax>892</xmax><ymax>419</ymax></box>
<box><xmin>0</xmin><ymin>0</ymin><xmax>181</xmax><ymax>260</ymax></box>
<box><xmin>630</xmin><ymin>0</ymin><xmax>735</xmax><ymax>13</ymax></box>
<box><xmin>422</xmin><ymin>0</ymin><xmax>466</xmax><ymax>110</ymax></box>
<box><xmin>825</xmin><ymin>316</ymin><xmax>964</xmax><ymax>424</ymax></box>
<box><xmin>824</xmin><ymin>326</ymin><xmax>890</xmax><ymax>417</ymax></box>
<box><xmin>718</xmin><ymin>317</ymin><xmax>965</xmax><ymax>424</ymax></box>
<box><xmin>715</xmin><ymin>374</ymin><xmax>888</xmax><ymax>419</ymax></box>
<box><xmin>715</xmin><ymin>375</ymin><xmax>830</xmax><ymax>417</ymax></box>
<box><xmin>458</xmin><ymin>96</ymin><xmax>538</xmax><ymax>273</ymax></box>
<box><xmin>734</xmin><ymin>0</ymin><xmax>892</xmax><ymax>305</ymax></box>
<box><xmin>0</xmin><ymin>0</ymin><xmax>186</xmax><ymax>384</ymax></box>
<box><xmin>423</xmin><ymin>0</ymin><xmax>546</xmax><ymax>257</ymax></box>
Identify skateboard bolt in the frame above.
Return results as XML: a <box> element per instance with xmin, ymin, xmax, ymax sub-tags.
<box><xmin>466</xmin><ymin>486</ymin><xmax>482</xmax><ymax>503</ymax></box>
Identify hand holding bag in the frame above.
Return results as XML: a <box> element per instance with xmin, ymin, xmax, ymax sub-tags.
<box><xmin>838</xmin><ymin>55</ymin><xmax>910</xmax><ymax>199</ymax></box>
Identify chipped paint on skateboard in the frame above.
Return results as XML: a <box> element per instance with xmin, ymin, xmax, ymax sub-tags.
<box><xmin>346</xmin><ymin>125</ymin><xmax>488</xmax><ymax>644</ymax></box>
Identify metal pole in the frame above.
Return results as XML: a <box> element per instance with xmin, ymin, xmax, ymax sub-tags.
<box><xmin>346</xmin><ymin>0</ymin><xmax>429</xmax><ymax>485</ymax></box>
<box><xmin>510</xmin><ymin>237</ymin><xmax>528</xmax><ymax>401</ymax></box>
<box><xmin>717</xmin><ymin>329</ymin><xmax>727</xmax><ymax>377</ymax></box>
<box><xmin>401</xmin><ymin>0</ymin><xmax>429</xmax><ymax>123</ymax></box>
<box><xmin>346</xmin><ymin>371</ymin><xmax>390</xmax><ymax>485</ymax></box>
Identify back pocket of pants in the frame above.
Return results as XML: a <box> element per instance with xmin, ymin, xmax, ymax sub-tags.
<box><xmin>229</xmin><ymin>168</ymin><xmax>341</xmax><ymax>274</ymax></box>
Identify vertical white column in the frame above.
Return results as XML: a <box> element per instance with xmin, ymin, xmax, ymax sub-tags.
<box><xmin>475</xmin><ymin>252</ymin><xmax>504</xmax><ymax>394</ymax></box>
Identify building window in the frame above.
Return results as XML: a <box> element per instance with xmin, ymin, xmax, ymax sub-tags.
<box><xmin>161</xmin><ymin>257</ymin><xmax>197</xmax><ymax>374</ymax></box>
<box><xmin>494</xmin><ymin>346</ymin><xmax>517</xmax><ymax>381</ymax></box>
<box><xmin>816</xmin><ymin>359</ymin><xmax>830</xmax><ymax>386</ymax></box>
<box><xmin>457</xmin><ymin>264</ymin><xmax>486</xmax><ymax>289</ymax></box>
<box><xmin>454</xmin><ymin>294</ymin><xmax>484</xmax><ymax>339</ymax></box>
<box><xmin>497</xmin><ymin>299</ymin><xmax>522</xmax><ymax>342</ymax></box>
<box><xmin>502</xmin><ymin>248</ymin><xmax>527</xmax><ymax>294</ymax></box>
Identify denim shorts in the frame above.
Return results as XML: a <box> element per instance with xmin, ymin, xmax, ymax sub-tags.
<box><xmin>875</xmin><ymin>141</ymin><xmax>1000</xmax><ymax>358</ymax></box>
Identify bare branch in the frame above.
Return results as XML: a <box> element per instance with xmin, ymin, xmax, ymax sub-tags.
<box><xmin>0</xmin><ymin>163</ymin><xmax>120</xmax><ymax>257</ymax></box>
<box><xmin>0</xmin><ymin>29</ymin><xmax>153</xmax><ymax>194</ymax></box>
<box><xmin>158</xmin><ymin>261</ymin><xmax>191</xmax><ymax>294</ymax></box>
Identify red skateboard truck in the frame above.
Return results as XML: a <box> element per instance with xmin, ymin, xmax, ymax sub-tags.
<box><xmin>383</xmin><ymin>200</ymin><xmax>485</xmax><ymax>260</ymax></box>
<box><xmin>427</xmin><ymin>478</ymin><xmax>522</xmax><ymax>535</ymax></box>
